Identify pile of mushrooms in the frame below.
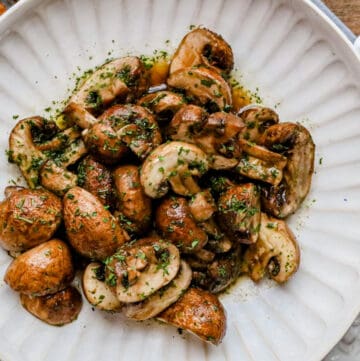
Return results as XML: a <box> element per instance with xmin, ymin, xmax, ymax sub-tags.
<box><xmin>0</xmin><ymin>27</ymin><xmax>315</xmax><ymax>345</ymax></box>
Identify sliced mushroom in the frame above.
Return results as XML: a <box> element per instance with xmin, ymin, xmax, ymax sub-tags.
<box><xmin>105</xmin><ymin>240</ymin><xmax>180</xmax><ymax>303</ymax></box>
<box><xmin>124</xmin><ymin>260</ymin><xmax>192</xmax><ymax>320</ymax></box>
<box><xmin>140</xmin><ymin>141</ymin><xmax>209</xmax><ymax>198</ymax></box>
<box><xmin>167</xmin><ymin>66</ymin><xmax>232</xmax><ymax>112</ymax></box>
<box><xmin>82</xmin><ymin>262</ymin><xmax>122</xmax><ymax>311</ymax></box>
<box><xmin>63</xmin><ymin>187</ymin><xmax>129</xmax><ymax>260</ymax></box>
<box><xmin>113</xmin><ymin>165</ymin><xmax>152</xmax><ymax>235</ymax></box>
<box><xmin>84</xmin><ymin>104</ymin><xmax>162</xmax><ymax>163</ymax></box>
<box><xmin>4</xmin><ymin>239</ymin><xmax>74</xmax><ymax>296</ymax></box>
<box><xmin>217</xmin><ymin>183</ymin><xmax>261</xmax><ymax>244</ymax></box>
<box><xmin>155</xmin><ymin>197</ymin><xmax>208</xmax><ymax>253</ymax></box>
<box><xmin>199</xmin><ymin>219</ymin><xmax>232</xmax><ymax>253</ymax></box>
<box><xmin>157</xmin><ymin>287</ymin><xmax>226</xmax><ymax>345</ymax></box>
<box><xmin>20</xmin><ymin>286</ymin><xmax>82</xmax><ymax>326</ymax></box>
<box><xmin>236</xmin><ymin>139</ymin><xmax>287</xmax><ymax>186</ymax></box>
<box><xmin>77</xmin><ymin>156</ymin><xmax>114</xmax><ymax>207</ymax></box>
<box><xmin>8</xmin><ymin>117</ymin><xmax>79</xmax><ymax>188</ymax></box>
<box><xmin>40</xmin><ymin>139</ymin><xmax>88</xmax><ymax>196</ymax></box>
<box><xmin>258</xmin><ymin>122</ymin><xmax>315</xmax><ymax>218</ymax></box>
<box><xmin>138</xmin><ymin>91</ymin><xmax>184</xmax><ymax>123</ymax></box>
<box><xmin>243</xmin><ymin>212</ymin><xmax>300</xmax><ymax>283</ymax></box>
<box><xmin>64</xmin><ymin>56</ymin><xmax>149</xmax><ymax>126</ymax></box>
<box><xmin>169</xmin><ymin>28</ymin><xmax>233</xmax><ymax>75</ymax></box>
<box><xmin>238</xmin><ymin>105</ymin><xmax>279</xmax><ymax>142</ymax></box>
<box><xmin>0</xmin><ymin>187</ymin><xmax>62</xmax><ymax>252</ymax></box>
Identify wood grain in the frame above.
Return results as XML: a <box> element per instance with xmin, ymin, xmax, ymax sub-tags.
<box><xmin>323</xmin><ymin>0</ymin><xmax>360</xmax><ymax>35</ymax></box>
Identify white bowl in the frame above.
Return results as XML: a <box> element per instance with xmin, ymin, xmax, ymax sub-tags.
<box><xmin>0</xmin><ymin>0</ymin><xmax>359</xmax><ymax>360</ymax></box>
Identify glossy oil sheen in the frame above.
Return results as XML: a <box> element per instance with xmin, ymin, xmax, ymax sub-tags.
<box><xmin>0</xmin><ymin>0</ymin><xmax>360</xmax><ymax>361</ymax></box>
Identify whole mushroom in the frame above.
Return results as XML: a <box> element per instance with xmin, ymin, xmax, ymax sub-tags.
<box><xmin>217</xmin><ymin>183</ymin><xmax>261</xmax><ymax>244</ymax></box>
<box><xmin>4</xmin><ymin>239</ymin><xmax>74</xmax><ymax>296</ymax></box>
<box><xmin>20</xmin><ymin>286</ymin><xmax>82</xmax><ymax>326</ymax></box>
<box><xmin>155</xmin><ymin>196</ymin><xmax>208</xmax><ymax>253</ymax></box>
<box><xmin>63</xmin><ymin>187</ymin><xmax>129</xmax><ymax>260</ymax></box>
<box><xmin>113</xmin><ymin>165</ymin><xmax>152</xmax><ymax>235</ymax></box>
<box><xmin>157</xmin><ymin>287</ymin><xmax>226</xmax><ymax>345</ymax></box>
<box><xmin>0</xmin><ymin>187</ymin><xmax>62</xmax><ymax>252</ymax></box>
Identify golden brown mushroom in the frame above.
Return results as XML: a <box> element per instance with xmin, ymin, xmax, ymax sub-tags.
<box><xmin>169</xmin><ymin>28</ymin><xmax>233</xmax><ymax>75</ymax></box>
<box><xmin>0</xmin><ymin>187</ymin><xmax>62</xmax><ymax>252</ymax></box>
<box><xmin>157</xmin><ymin>287</ymin><xmax>226</xmax><ymax>345</ymax></box>
<box><xmin>4</xmin><ymin>239</ymin><xmax>74</xmax><ymax>296</ymax></box>
<box><xmin>63</xmin><ymin>187</ymin><xmax>129</xmax><ymax>260</ymax></box>
<box><xmin>20</xmin><ymin>286</ymin><xmax>82</xmax><ymax>326</ymax></box>
<box><xmin>113</xmin><ymin>165</ymin><xmax>152</xmax><ymax>235</ymax></box>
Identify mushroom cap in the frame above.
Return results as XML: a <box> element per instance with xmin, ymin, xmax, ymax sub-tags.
<box><xmin>113</xmin><ymin>165</ymin><xmax>152</xmax><ymax>235</ymax></box>
<box><xmin>20</xmin><ymin>286</ymin><xmax>82</xmax><ymax>326</ymax></box>
<box><xmin>140</xmin><ymin>141</ymin><xmax>209</xmax><ymax>198</ymax></box>
<box><xmin>77</xmin><ymin>156</ymin><xmax>114</xmax><ymax>208</ymax></box>
<box><xmin>157</xmin><ymin>287</ymin><xmax>226</xmax><ymax>345</ymax></box>
<box><xmin>124</xmin><ymin>260</ymin><xmax>192</xmax><ymax>320</ymax></box>
<box><xmin>82</xmin><ymin>262</ymin><xmax>122</xmax><ymax>311</ymax></box>
<box><xmin>4</xmin><ymin>239</ymin><xmax>74</xmax><ymax>296</ymax></box>
<box><xmin>217</xmin><ymin>183</ymin><xmax>261</xmax><ymax>244</ymax></box>
<box><xmin>155</xmin><ymin>196</ymin><xmax>208</xmax><ymax>253</ymax></box>
<box><xmin>0</xmin><ymin>187</ymin><xmax>62</xmax><ymax>252</ymax></box>
<box><xmin>169</xmin><ymin>28</ymin><xmax>234</xmax><ymax>75</ymax></box>
<box><xmin>63</xmin><ymin>187</ymin><xmax>129</xmax><ymax>260</ymax></box>
<box><xmin>167</xmin><ymin>66</ymin><xmax>232</xmax><ymax>112</ymax></box>
<box><xmin>243</xmin><ymin>212</ymin><xmax>300</xmax><ymax>283</ymax></box>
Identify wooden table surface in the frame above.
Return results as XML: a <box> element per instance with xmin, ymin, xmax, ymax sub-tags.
<box><xmin>323</xmin><ymin>0</ymin><xmax>360</xmax><ymax>36</ymax></box>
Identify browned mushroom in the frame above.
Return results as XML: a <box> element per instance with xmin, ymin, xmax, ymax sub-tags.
<box><xmin>258</xmin><ymin>122</ymin><xmax>315</xmax><ymax>218</ymax></box>
<box><xmin>137</xmin><ymin>91</ymin><xmax>184</xmax><ymax>123</ymax></box>
<box><xmin>155</xmin><ymin>196</ymin><xmax>208</xmax><ymax>253</ymax></box>
<box><xmin>77</xmin><ymin>156</ymin><xmax>114</xmax><ymax>207</ymax></box>
<box><xmin>0</xmin><ymin>187</ymin><xmax>62</xmax><ymax>252</ymax></box>
<box><xmin>40</xmin><ymin>139</ymin><xmax>88</xmax><ymax>196</ymax></box>
<box><xmin>63</xmin><ymin>187</ymin><xmax>129</xmax><ymax>260</ymax></box>
<box><xmin>83</xmin><ymin>104</ymin><xmax>162</xmax><ymax>164</ymax></box>
<box><xmin>236</xmin><ymin>139</ymin><xmax>287</xmax><ymax>186</ymax></box>
<box><xmin>238</xmin><ymin>105</ymin><xmax>279</xmax><ymax>142</ymax></box>
<box><xmin>169</xmin><ymin>28</ymin><xmax>233</xmax><ymax>75</ymax></box>
<box><xmin>243</xmin><ymin>212</ymin><xmax>300</xmax><ymax>283</ymax></box>
<box><xmin>63</xmin><ymin>56</ymin><xmax>149</xmax><ymax>127</ymax></box>
<box><xmin>217</xmin><ymin>183</ymin><xmax>261</xmax><ymax>244</ymax></box>
<box><xmin>4</xmin><ymin>239</ymin><xmax>74</xmax><ymax>296</ymax></box>
<box><xmin>20</xmin><ymin>286</ymin><xmax>82</xmax><ymax>326</ymax></box>
<box><xmin>113</xmin><ymin>165</ymin><xmax>152</xmax><ymax>235</ymax></box>
<box><xmin>167</xmin><ymin>66</ymin><xmax>232</xmax><ymax>112</ymax></box>
<box><xmin>157</xmin><ymin>287</ymin><xmax>226</xmax><ymax>345</ymax></box>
